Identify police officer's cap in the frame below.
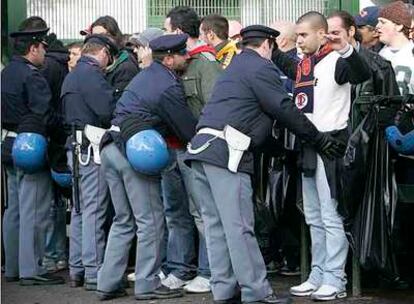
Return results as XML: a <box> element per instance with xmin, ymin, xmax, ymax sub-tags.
<box><xmin>149</xmin><ymin>34</ymin><xmax>188</xmax><ymax>55</ymax></box>
<box><xmin>10</xmin><ymin>28</ymin><xmax>50</xmax><ymax>45</ymax></box>
<box><xmin>240</xmin><ymin>25</ymin><xmax>280</xmax><ymax>41</ymax></box>
<box><xmin>84</xmin><ymin>34</ymin><xmax>119</xmax><ymax>57</ymax></box>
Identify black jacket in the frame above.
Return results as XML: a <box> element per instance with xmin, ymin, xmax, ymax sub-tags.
<box><xmin>106</xmin><ymin>49</ymin><xmax>140</xmax><ymax>100</ymax></box>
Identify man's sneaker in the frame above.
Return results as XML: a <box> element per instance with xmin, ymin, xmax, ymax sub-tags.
<box><xmin>85</xmin><ymin>279</ymin><xmax>97</xmax><ymax>291</ymax></box>
<box><xmin>310</xmin><ymin>285</ymin><xmax>347</xmax><ymax>301</ymax></box>
<box><xmin>184</xmin><ymin>275</ymin><xmax>211</xmax><ymax>293</ymax></box>
<box><xmin>96</xmin><ymin>288</ymin><xmax>127</xmax><ymax>301</ymax></box>
<box><xmin>247</xmin><ymin>293</ymin><xmax>292</xmax><ymax>303</ymax></box>
<box><xmin>161</xmin><ymin>273</ymin><xmax>189</xmax><ymax>290</ymax></box>
<box><xmin>290</xmin><ymin>281</ymin><xmax>318</xmax><ymax>297</ymax></box>
<box><xmin>43</xmin><ymin>260</ymin><xmax>58</xmax><ymax>273</ymax></box>
<box><xmin>20</xmin><ymin>273</ymin><xmax>65</xmax><ymax>286</ymax></box>
<box><xmin>158</xmin><ymin>270</ymin><xmax>166</xmax><ymax>281</ymax></box>
<box><xmin>127</xmin><ymin>272</ymin><xmax>136</xmax><ymax>282</ymax></box>
<box><xmin>278</xmin><ymin>265</ymin><xmax>300</xmax><ymax>277</ymax></box>
<box><xmin>135</xmin><ymin>285</ymin><xmax>183</xmax><ymax>300</ymax></box>
<box><xmin>56</xmin><ymin>260</ymin><xmax>68</xmax><ymax>271</ymax></box>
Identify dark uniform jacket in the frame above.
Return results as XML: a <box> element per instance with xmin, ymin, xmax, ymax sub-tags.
<box><xmin>62</xmin><ymin>55</ymin><xmax>116</xmax><ymax>133</ymax></box>
<box><xmin>109</xmin><ymin>61</ymin><xmax>197</xmax><ymax>155</ymax></box>
<box><xmin>106</xmin><ymin>49</ymin><xmax>140</xmax><ymax>101</ymax></box>
<box><xmin>184</xmin><ymin>48</ymin><xmax>321</xmax><ymax>174</ymax></box>
<box><xmin>1</xmin><ymin>55</ymin><xmax>53</xmax><ymax>164</ymax></box>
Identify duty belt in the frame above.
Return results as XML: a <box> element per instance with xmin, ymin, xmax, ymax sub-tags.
<box><xmin>75</xmin><ymin>124</ymin><xmax>119</xmax><ymax>166</ymax></box>
<box><xmin>187</xmin><ymin>125</ymin><xmax>251</xmax><ymax>173</ymax></box>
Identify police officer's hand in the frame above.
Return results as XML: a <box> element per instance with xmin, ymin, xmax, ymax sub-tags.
<box><xmin>315</xmin><ymin>132</ymin><xmax>347</xmax><ymax>159</ymax></box>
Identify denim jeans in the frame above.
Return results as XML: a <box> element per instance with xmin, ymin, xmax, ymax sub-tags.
<box><xmin>302</xmin><ymin>155</ymin><xmax>348</xmax><ymax>290</ymax></box>
<box><xmin>161</xmin><ymin>149</ymin><xmax>197</xmax><ymax>280</ymax></box>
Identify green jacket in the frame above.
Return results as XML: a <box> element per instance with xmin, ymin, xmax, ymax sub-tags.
<box><xmin>182</xmin><ymin>51</ymin><xmax>222</xmax><ymax>118</ymax></box>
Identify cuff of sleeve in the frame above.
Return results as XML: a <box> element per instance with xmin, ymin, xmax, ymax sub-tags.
<box><xmin>338</xmin><ymin>44</ymin><xmax>354</xmax><ymax>58</ymax></box>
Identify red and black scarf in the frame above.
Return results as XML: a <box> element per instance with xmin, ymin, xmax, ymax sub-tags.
<box><xmin>293</xmin><ymin>44</ymin><xmax>333</xmax><ymax>114</ymax></box>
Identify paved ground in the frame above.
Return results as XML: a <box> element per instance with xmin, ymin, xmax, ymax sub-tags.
<box><xmin>2</xmin><ymin>271</ymin><xmax>414</xmax><ymax>304</ymax></box>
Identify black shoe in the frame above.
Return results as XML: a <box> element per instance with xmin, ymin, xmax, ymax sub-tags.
<box><xmin>278</xmin><ymin>265</ymin><xmax>300</xmax><ymax>277</ymax></box>
<box><xmin>245</xmin><ymin>294</ymin><xmax>292</xmax><ymax>304</ymax></box>
<box><xmin>20</xmin><ymin>273</ymin><xmax>65</xmax><ymax>286</ymax></box>
<box><xmin>96</xmin><ymin>288</ymin><xmax>127</xmax><ymax>301</ymax></box>
<box><xmin>69</xmin><ymin>276</ymin><xmax>84</xmax><ymax>288</ymax></box>
<box><xmin>85</xmin><ymin>279</ymin><xmax>97</xmax><ymax>291</ymax></box>
<box><xmin>5</xmin><ymin>276</ymin><xmax>19</xmax><ymax>282</ymax></box>
<box><xmin>214</xmin><ymin>292</ymin><xmax>242</xmax><ymax>303</ymax></box>
<box><xmin>135</xmin><ymin>285</ymin><xmax>184</xmax><ymax>300</ymax></box>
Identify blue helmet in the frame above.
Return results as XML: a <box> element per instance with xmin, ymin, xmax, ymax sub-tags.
<box><xmin>51</xmin><ymin>169</ymin><xmax>72</xmax><ymax>188</ymax></box>
<box><xmin>126</xmin><ymin>129</ymin><xmax>170</xmax><ymax>175</ymax></box>
<box><xmin>385</xmin><ymin>126</ymin><xmax>414</xmax><ymax>155</ymax></box>
<box><xmin>12</xmin><ymin>132</ymin><xmax>47</xmax><ymax>173</ymax></box>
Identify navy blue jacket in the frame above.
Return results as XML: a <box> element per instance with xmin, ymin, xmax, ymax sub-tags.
<box><xmin>113</xmin><ymin>61</ymin><xmax>197</xmax><ymax>145</ymax></box>
<box><xmin>185</xmin><ymin>48</ymin><xmax>320</xmax><ymax>174</ymax></box>
<box><xmin>1</xmin><ymin>55</ymin><xmax>52</xmax><ymax>131</ymax></box>
<box><xmin>62</xmin><ymin>55</ymin><xmax>116</xmax><ymax>131</ymax></box>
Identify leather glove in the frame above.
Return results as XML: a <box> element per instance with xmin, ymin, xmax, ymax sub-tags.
<box><xmin>315</xmin><ymin>132</ymin><xmax>347</xmax><ymax>159</ymax></box>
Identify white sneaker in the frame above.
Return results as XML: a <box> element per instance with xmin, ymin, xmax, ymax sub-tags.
<box><xmin>158</xmin><ymin>270</ymin><xmax>166</xmax><ymax>281</ymax></box>
<box><xmin>127</xmin><ymin>272</ymin><xmax>136</xmax><ymax>282</ymax></box>
<box><xmin>311</xmin><ymin>284</ymin><xmax>347</xmax><ymax>301</ymax></box>
<box><xmin>161</xmin><ymin>273</ymin><xmax>189</xmax><ymax>289</ymax></box>
<box><xmin>290</xmin><ymin>281</ymin><xmax>318</xmax><ymax>296</ymax></box>
<box><xmin>183</xmin><ymin>276</ymin><xmax>211</xmax><ymax>293</ymax></box>
<box><xmin>128</xmin><ymin>270</ymin><xmax>165</xmax><ymax>282</ymax></box>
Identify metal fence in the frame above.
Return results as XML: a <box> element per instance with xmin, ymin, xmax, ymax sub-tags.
<box><xmin>26</xmin><ymin>0</ymin><xmax>359</xmax><ymax>41</ymax></box>
<box><xmin>27</xmin><ymin>0</ymin><xmax>147</xmax><ymax>41</ymax></box>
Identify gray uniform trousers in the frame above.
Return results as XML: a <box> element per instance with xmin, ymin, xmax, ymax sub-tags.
<box><xmin>97</xmin><ymin>143</ymin><xmax>165</xmax><ymax>294</ymax></box>
<box><xmin>67</xmin><ymin>151</ymin><xmax>109</xmax><ymax>281</ymax></box>
<box><xmin>3</xmin><ymin>164</ymin><xmax>53</xmax><ymax>278</ymax></box>
<box><xmin>190</xmin><ymin>161</ymin><xmax>272</xmax><ymax>302</ymax></box>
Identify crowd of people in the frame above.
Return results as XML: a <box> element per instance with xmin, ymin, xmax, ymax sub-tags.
<box><xmin>2</xmin><ymin>1</ymin><xmax>413</xmax><ymax>303</ymax></box>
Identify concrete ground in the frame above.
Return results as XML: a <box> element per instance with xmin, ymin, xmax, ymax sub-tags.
<box><xmin>2</xmin><ymin>271</ymin><xmax>414</xmax><ymax>304</ymax></box>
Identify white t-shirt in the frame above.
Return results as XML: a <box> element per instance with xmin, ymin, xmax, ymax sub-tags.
<box><xmin>380</xmin><ymin>41</ymin><xmax>414</xmax><ymax>95</ymax></box>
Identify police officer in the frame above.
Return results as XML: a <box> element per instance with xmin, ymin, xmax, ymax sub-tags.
<box><xmin>184</xmin><ymin>25</ymin><xmax>346</xmax><ymax>304</ymax></box>
<box><xmin>62</xmin><ymin>34</ymin><xmax>117</xmax><ymax>290</ymax></box>
<box><xmin>1</xmin><ymin>27</ymin><xmax>64</xmax><ymax>285</ymax></box>
<box><xmin>96</xmin><ymin>34</ymin><xmax>196</xmax><ymax>301</ymax></box>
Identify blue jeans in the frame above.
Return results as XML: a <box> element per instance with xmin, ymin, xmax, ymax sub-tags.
<box><xmin>302</xmin><ymin>155</ymin><xmax>348</xmax><ymax>290</ymax></box>
<box><xmin>161</xmin><ymin>149</ymin><xmax>197</xmax><ymax>280</ymax></box>
<box><xmin>44</xmin><ymin>191</ymin><xmax>67</xmax><ymax>263</ymax></box>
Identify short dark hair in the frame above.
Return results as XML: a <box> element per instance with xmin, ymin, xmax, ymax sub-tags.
<box><xmin>91</xmin><ymin>15</ymin><xmax>123</xmax><ymax>47</ymax></box>
<box><xmin>201</xmin><ymin>14</ymin><xmax>229</xmax><ymax>40</ymax></box>
<box><xmin>166</xmin><ymin>6</ymin><xmax>200</xmax><ymax>38</ymax></box>
<box><xmin>328</xmin><ymin>10</ymin><xmax>362</xmax><ymax>42</ymax></box>
<box><xmin>12</xmin><ymin>39</ymin><xmax>40</xmax><ymax>56</ymax></box>
<box><xmin>18</xmin><ymin>16</ymin><xmax>48</xmax><ymax>31</ymax></box>
<box><xmin>296</xmin><ymin>11</ymin><xmax>328</xmax><ymax>32</ymax></box>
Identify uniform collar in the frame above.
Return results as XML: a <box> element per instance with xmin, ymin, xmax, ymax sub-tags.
<box><xmin>78</xmin><ymin>55</ymin><xmax>101</xmax><ymax>67</ymax></box>
<box><xmin>153</xmin><ymin>60</ymin><xmax>180</xmax><ymax>81</ymax></box>
<box><xmin>12</xmin><ymin>55</ymin><xmax>37</xmax><ymax>66</ymax></box>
